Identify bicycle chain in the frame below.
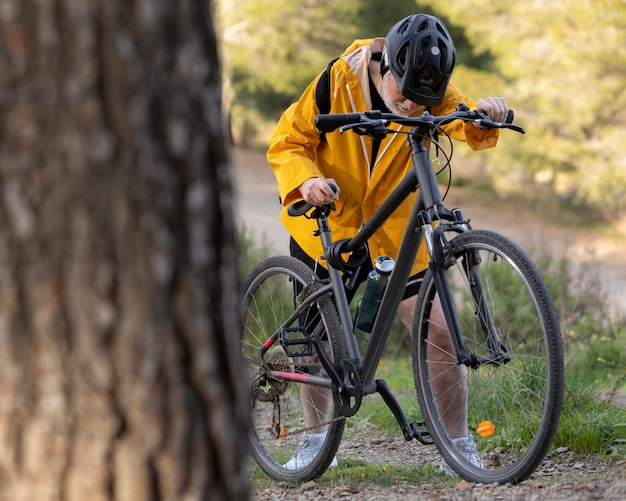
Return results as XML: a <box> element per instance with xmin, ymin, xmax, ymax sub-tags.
<box><xmin>275</xmin><ymin>414</ymin><xmax>347</xmax><ymax>439</ymax></box>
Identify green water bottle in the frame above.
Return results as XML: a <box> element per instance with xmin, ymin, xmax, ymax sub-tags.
<box><xmin>355</xmin><ymin>256</ymin><xmax>395</xmax><ymax>333</ymax></box>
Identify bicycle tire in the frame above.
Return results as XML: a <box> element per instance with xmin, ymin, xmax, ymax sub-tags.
<box><xmin>412</xmin><ymin>229</ymin><xmax>564</xmax><ymax>484</ymax></box>
<box><xmin>240</xmin><ymin>255</ymin><xmax>346</xmax><ymax>482</ymax></box>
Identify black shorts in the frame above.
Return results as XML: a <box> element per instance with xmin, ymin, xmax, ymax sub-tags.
<box><xmin>289</xmin><ymin>238</ymin><xmax>424</xmax><ymax>301</ymax></box>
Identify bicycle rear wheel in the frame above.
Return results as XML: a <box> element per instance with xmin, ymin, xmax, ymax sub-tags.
<box><xmin>413</xmin><ymin>229</ymin><xmax>564</xmax><ymax>484</ymax></box>
<box><xmin>240</xmin><ymin>255</ymin><xmax>345</xmax><ymax>482</ymax></box>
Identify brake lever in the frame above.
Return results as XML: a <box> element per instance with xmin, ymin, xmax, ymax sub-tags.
<box><xmin>340</xmin><ymin>119</ymin><xmax>389</xmax><ymax>140</ymax></box>
<box><xmin>506</xmin><ymin>123</ymin><xmax>526</xmax><ymax>134</ymax></box>
<box><xmin>340</xmin><ymin>124</ymin><xmax>367</xmax><ymax>135</ymax></box>
<box><xmin>340</xmin><ymin>119</ymin><xmax>384</xmax><ymax>133</ymax></box>
<box><xmin>474</xmin><ymin>119</ymin><xmax>526</xmax><ymax>135</ymax></box>
<box><xmin>474</xmin><ymin>108</ymin><xmax>526</xmax><ymax>135</ymax></box>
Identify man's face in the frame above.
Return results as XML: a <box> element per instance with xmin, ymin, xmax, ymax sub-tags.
<box><xmin>381</xmin><ymin>73</ymin><xmax>420</xmax><ymax>116</ymax></box>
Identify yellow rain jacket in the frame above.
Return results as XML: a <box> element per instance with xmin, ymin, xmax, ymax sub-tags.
<box><xmin>267</xmin><ymin>38</ymin><xmax>499</xmax><ymax>276</ymax></box>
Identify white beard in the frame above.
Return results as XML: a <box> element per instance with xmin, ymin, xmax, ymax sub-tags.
<box><xmin>382</xmin><ymin>75</ymin><xmax>412</xmax><ymax>116</ymax></box>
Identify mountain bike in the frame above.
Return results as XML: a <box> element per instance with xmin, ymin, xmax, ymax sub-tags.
<box><xmin>240</xmin><ymin>105</ymin><xmax>564</xmax><ymax>485</ymax></box>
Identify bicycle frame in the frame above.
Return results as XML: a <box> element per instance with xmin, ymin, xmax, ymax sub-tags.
<box><xmin>246</xmin><ymin>107</ymin><xmax>566</xmax><ymax>484</ymax></box>
<box><xmin>258</xmin><ymin>107</ymin><xmax>524</xmax><ymax>432</ymax></box>
<box><xmin>262</xmin><ymin>126</ymin><xmax>484</xmax><ymax>396</ymax></box>
<box><xmin>323</xmin><ymin>127</ymin><xmax>472</xmax><ymax>391</ymax></box>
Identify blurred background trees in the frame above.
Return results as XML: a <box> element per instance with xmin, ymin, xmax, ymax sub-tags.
<box><xmin>218</xmin><ymin>0</ymin><xmax>626</xmax><ymax>223</ymax></box>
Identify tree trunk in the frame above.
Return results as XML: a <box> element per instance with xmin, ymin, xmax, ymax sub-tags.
<box><xmin>0</xmin><ymin>1</ymin><xmax>248</xmax><ymax>500</ymax></box>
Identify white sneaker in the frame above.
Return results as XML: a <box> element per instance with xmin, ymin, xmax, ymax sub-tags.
<box><xmin>440</xmin><ymin>436</ymin><xmax>483</xmax><ymax>476</ymax></box>
<box><xmin>283</xmin><ymin>434</ymin><xmax>338</xmax><ymax>470</ymax></box>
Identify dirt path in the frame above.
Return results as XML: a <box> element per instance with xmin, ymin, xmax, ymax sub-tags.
<box><xmin>250</xmin><ymin>430</ymin><xmax>626</xmax><ymax>500</ymax></box>
<box><xmin>232</xmin><ymin>147</ymin><xmax>626</xmax><ymax>318</ymax></box>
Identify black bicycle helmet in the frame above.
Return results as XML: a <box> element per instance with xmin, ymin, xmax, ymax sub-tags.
<box><xmin>382</xmin><ymin>14</ymin><xmax>456</xmax><ymax>107</ymax></box>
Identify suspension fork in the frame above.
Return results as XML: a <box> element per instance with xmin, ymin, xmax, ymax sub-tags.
<box><xmin>426</xmin><ymin>220</ymin><xmax>511</xmax><ymax>367</ymax></box>
<box><xmin>422</xmin><ymin>216</ymin><xmax>471</xmax><ymax>366</ymax></box>
<box><xmin>462</xmin><ymin>251</ymin><xmax>512</xmax><ymax>364</ymax></box>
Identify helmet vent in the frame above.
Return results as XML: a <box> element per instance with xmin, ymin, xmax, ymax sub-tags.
<box><xmin>421</xmin><ymin>67</ymin><xmax>435</xmax><ymax>85</ymax></box>
<box><xmin>436</xmin><ymin>23</ymin><xmax>449</xmax><ymax>38</ymax></box>
<box><xmin>398</xmin><ymin>19</ymin><xmax>411</xmax><ymax>35</ymax></box>
<box><xmin>397</xmin><ymin>45</ymin><xmax>409</xmax><ymax>73</ymax></box>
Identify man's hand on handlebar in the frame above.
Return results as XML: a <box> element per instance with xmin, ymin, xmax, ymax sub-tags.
<box><xmin>299</xmin><ymin>178</ymin><xmax>340</xmax><ymax>206</ymax></box>
<box><xmin>473</xmin><ymin>97</ymin><xmax>509</xmax><ymax>130</ymax></box>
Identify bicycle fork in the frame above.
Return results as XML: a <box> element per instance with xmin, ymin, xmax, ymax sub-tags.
<box><xmin>421</xmin><ymin>214</ymin><xmax>511</xmax><ymax>368</ymax></box>
<box><xmin>462</xmin><ymin>251</ymin><xmax>512</xmax><ymax>365</ymax></box>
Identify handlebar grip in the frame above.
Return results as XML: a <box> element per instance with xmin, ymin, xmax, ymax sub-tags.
<box><xmin>287</xmin><ymin>183</ymin><xmax>338</xmax><ymax>217</ymax></box>
<box><xmin>506</xmin><ymin>109</ymin><xmax>514</xmax><ymax>124</ymax></box>
<box><xmin>315</xmin><ymin>113</ymin><xmax>362</xmax><ymax>133</ymax></box>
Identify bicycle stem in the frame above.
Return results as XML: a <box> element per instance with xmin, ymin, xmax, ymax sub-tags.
<box><xmin>407</xmin><ymin>131</ymin><xmax>445</xmax><ymax>210</ymax></box>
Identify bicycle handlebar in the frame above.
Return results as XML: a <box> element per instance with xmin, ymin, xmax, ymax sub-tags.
<box><xmin>315</xmin><ymin>105</ymin><xmax>525</xmax><ymax>136</ymax></box>
<box><xmin>290</xmin><ymin>105</ymin><xmax>524</xmax><ymax>218</ymax></box>
<box><xmin>315</xmin><ymin>113</ymin><xmax>364</xmax><ymax>133</ymax></box>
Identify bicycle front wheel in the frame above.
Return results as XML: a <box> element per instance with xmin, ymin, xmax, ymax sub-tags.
<box><xmin>413</xmin><ymin>229</ymin><xmax>564</xmax><ymax>484</ymax></box>
<box><xmin>240</xmin><ymin>255</ymin><xmax>345</xmax><ymax>482</ymax></box>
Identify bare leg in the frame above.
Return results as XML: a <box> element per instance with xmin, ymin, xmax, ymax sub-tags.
<box><xmin>300</xmin><ymin>339</ymin><xmax>332</xmax><ymax>434</ymax></box>
<box><xmin>300</xmin><ymin>385</ymin><xmax>331</xmax><ymax>434</ymax></box>
<box><xmin>397</xmin><ymin>294</ymin><xmax>468</xmax><ymax>439</ymax></box>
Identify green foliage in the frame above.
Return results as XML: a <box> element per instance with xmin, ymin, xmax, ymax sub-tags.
<box><xmin>557</xmin><ymin>371</ymin><xmax>626</xmax><ymax>458</ymax></box>
<box><xmin>352</xmin><ymin>0</ymin><xmax>423</xmax><ymax>37</ymax></box>
<box><xmin>249</xmin><ymin>456</ymin><xmax>447</xmax><ymax>490</ymax></box>
<box><xmin>565</xmin><ymin>315</ymin><xmax>626</xmax><ymax>393</ymax></box>
<box><xmin>323</xmin><ymin>459</ymin><xmax>441</xmax><ymax>487</ymax></box>
<box><xmin>237</xmin><ymin>225</ymin><xmax>272</xmax><ymax>277</ymax></box>
<box><xmin>220</xmin><ymin>0</ymin><xmax>359</xmax><ymax>95</ymax></box>
<box><xmin>219</xmin><ymin>0</ymin><xmax>360</xmax><ymax>145</ymax></box>
<box><xmin>436</xmin><ymin>0</ymin><xmax>626</xmax><ymax>219</ymax></box>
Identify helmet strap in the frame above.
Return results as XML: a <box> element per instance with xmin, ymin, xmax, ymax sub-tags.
<box><xmin>379</xmin><ymin>48</ymin><xmax>390</xmax><ymax>77</ymax></box>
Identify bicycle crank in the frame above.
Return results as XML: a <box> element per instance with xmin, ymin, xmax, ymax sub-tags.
<box><xmin>332</xmin><ymin>359</ymin><xmax>362</xmax><ymax>417</ymax></box>
<box><xmin>310</xmin><ymin>332</ymin><xmax>363</xmax><ymax>417</ymax></box>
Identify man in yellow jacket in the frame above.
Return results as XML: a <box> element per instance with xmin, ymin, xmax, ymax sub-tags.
<box><xmin>267</xmin><ymin>13</ymin><xmax>509</xmax><ymax>473</ymax></box>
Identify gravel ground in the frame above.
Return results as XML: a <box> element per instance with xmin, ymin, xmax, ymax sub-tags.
<box><xmin>251</xmin><ymin>429</ymin><xmax>626</xmax><ymax>500</ymax></box>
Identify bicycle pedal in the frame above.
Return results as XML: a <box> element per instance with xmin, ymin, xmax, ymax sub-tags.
<box><xmin>279</xmin><ymin>327</ymin><xmax>313</xmax><ymax>357</ymax></box>
<box><xmin>410</xmin><ymin>421</ymin><xmax>434</xmax><ymax>445</ymax></box>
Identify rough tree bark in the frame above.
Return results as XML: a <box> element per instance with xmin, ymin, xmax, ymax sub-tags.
<box><xmin>0</xmin><ymin>1</ymin><xmax>248</xmax><ymax>500</ymax></box>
